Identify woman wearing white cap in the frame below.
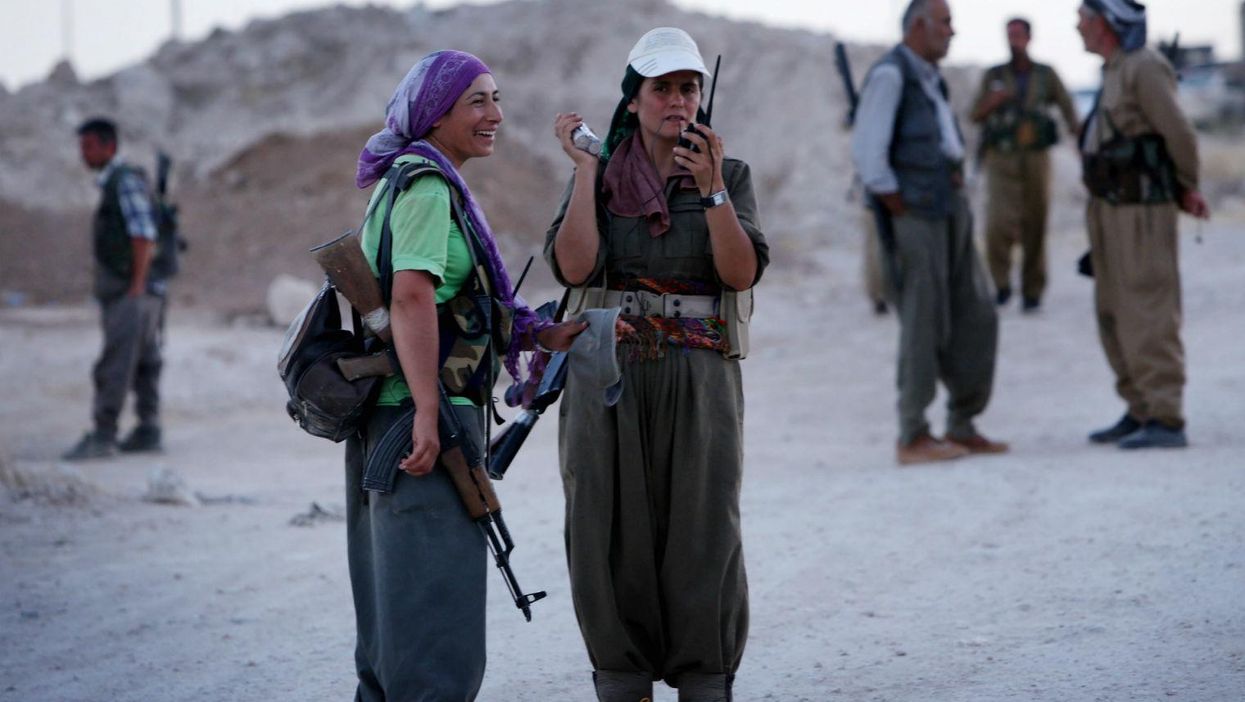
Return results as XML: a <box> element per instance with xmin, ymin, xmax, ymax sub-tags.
<box><xmin>545</xmin><ymin>26</ymin><xmax>768</xmax><ymax>702</ymax></box>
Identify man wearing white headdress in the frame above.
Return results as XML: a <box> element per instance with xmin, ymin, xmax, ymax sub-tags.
<box><xmin>1077</xmin><ymin>0</ymin><xmax>1210</xmax><ymax>450</ymax></box>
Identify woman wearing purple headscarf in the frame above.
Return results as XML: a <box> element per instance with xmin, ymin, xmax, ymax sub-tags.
<box><xmin>345</xmin><ymin>50</ymin><xmax>583</xmax><ymax>701</ymax></box>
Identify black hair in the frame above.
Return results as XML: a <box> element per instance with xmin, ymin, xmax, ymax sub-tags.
<box><xmin>77</xmin><ymin>117</ymin><xmax>118</xmax><ymax>145</ymax></box>
<box><xmin>1007</xmin><ymin>17</ymin><xmax>1032</xmax><ymax>37</ymax></box>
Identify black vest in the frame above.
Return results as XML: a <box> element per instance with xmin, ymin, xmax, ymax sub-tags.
<box><xmin>93</xmin><ymin>164</ymin><xmax>140</xmax><ymax>279</ymax></box>
<box><xmin>870</xmin><ymin>45</ymin><xmax>962</xmax><ymax>218</ymax></box>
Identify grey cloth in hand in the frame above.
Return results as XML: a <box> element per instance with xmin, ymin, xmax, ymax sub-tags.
<box><xmin>568</xmin><ymin>307</ymin><xmax>624</xmax><ymax>407</ymax></box>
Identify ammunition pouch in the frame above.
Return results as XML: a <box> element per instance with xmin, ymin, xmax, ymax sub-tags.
<box><xmin>721</xmin><ymin>289</ymin><xmax>752</xmax><ymax>360</ymax></box>
<box><xmin>335</xmin><ymin>290</ymin><xmax>499</xmax><ymax>406</ymax></box>
<box><xmin>599</xmin><ymin>290</ymin><xmax>718</xmax><ymax>318</ymax></box>
<box><xmin>1082</xmin><ymin>133</ymin><xmax>1180</xmax><ymax>205</ymax></box>
<box><xmin>983</xmin><ymin>109</ymin><xmax>1059</xmax><ymax>153</ymax></box>
<box><xmin>437</xmin><ymin>291</ymin><xmax>499</xmax><ymax>406</ymax></box>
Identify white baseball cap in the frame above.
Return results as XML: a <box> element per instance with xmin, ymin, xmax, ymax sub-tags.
<box><xmin>627</xmin><ymin>27</ymin><xmax>711</xmax><ymax>80</ymax></box>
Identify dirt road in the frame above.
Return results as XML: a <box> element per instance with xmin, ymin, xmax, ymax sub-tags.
<box><xmin>2</xmin><ymin>217</ymin><xmax>1243</xmax><ymax>701</ymax></box>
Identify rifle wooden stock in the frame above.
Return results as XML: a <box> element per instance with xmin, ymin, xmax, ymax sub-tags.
<box><xmin>310</xmin><ymin>231</ymin><xmax>392</xmax><ymax>343</ymax></box>
<box><xmin>443</xmin><ymin>447</ymin><xmax>503</xmax><ymax>520</ymax></box>
<box><xmin>437</xmin><ymin>385</ymin><xmax>546</xmax><ymax>621</ymax></box>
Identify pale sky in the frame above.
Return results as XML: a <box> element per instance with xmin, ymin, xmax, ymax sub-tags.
<box><xmin>1</xmin><ymin>0</ymin><xmax>1241</xmax><ymax>92</ymax></box>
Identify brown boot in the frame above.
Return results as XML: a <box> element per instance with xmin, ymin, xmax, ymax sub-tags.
<box><xmin>946</xmin><ymin>432</ymin><xmax>1010</xmax><ymax>455</ymax></box>
<box><xmin>896</xmin><ymin>432</ymin><xmax>970</xmax><ymax>465</ymax></box>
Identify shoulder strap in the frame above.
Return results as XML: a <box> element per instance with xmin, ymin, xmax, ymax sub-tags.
<box><xmin>374</xmin><ymin>161</ymin><xmax>446</xmax><ymax>307</ymax></box>
<box><xmin>446</xmin><ymin>188</ymin><xmax>495</xmax><ymax>299</ymax></box>
<box><xmin>371</xmin><ymin>160</ymin><xmax>495</xmax><ymax>307</ymax></box>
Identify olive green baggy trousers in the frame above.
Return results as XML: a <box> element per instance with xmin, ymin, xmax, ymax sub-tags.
<box><xmin>984</xmin><ymin>150</ymin><xmax>1052</xmax><ymax>302</ymax></box>
<box><xmin>1086</xmin><ymin>198</ymin><xmax>1186</xmax><ymax>428</ymax></box>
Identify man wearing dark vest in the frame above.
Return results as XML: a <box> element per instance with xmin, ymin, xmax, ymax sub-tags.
<box><xmin>851</xmin><ymin>0</ymin><xmax>1007</xmax><ymax>465</ymax></box>
<box><xmin>1077</xmin><ymin>0</ymin><xmax>1209</xmax><ymax>449</ymax></box>
<box><xmin>64</xmin><ymin>118</ymin><xmax>167</xmax><ymax>460</ymax></box>
<box><xmin>972</xmin><ymin>18</ymin><xmax>1079</xmax><ymax>312</ymax></box>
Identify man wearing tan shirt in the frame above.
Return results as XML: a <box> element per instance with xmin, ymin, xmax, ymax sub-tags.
<box><xmin>1077</xmin><ymin>0</ymin><xmax>1210</xmax><ymax>449</ymax></box>
<box><xmin>972</xmin><ymin>18</ymin><xmax>1079</xmax><ymax>312</ymax></box>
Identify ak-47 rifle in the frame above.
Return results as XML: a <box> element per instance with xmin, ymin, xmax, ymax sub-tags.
<box><xmin>833</xmin><ymin>41</ymin><xmax>903</xmax><ymax>290</ymax></box>
<box><xmin>436</xmin><ymin>384</ymin><xmax>547</xmax><ymax>621</ymax></box>
<box><xmin>834</xmin><ymin>42</ymin><xmax>860</xmax><ymax>127</ymax></box>
<box><xmin>309</xmin><ymin>230</ymin><xmax>546</xmax><ymax>621</ymax></box>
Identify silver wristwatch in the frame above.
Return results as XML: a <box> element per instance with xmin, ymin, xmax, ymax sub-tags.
<box><xmin>699</xmin><ymin>189</ymin><xmax>729</xmax><ymax>209</ymax></box>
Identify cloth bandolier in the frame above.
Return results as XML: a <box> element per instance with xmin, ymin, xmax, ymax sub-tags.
<box><xmin>974</xmin><ymin>61</ymin><xmax>1079</xmax><ymax>304</ymax></box>
<box><xmin>861</xmin><ymin>46</ymin><xmax>998</xmax><ymax>448</ymax></box>
<box><xmin>1081</xmin><ymin>46</ymin><xmax>1198</xmax><ymax>431</ymax></box>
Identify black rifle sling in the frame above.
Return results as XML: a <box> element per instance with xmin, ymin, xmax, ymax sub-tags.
<box><xmin>374</xmin><ymin>162</ymin><xmax>489</xmax><ymax>316</ymax></box>
<box><xmin>377</xmin><ymin>162</ymin><xmax>439</xmax><ymax>308</ymax></box>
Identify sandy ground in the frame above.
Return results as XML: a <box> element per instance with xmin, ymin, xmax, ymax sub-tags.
<box><xmin>2</xmin><ymin>213</ymin><xmax>1243</xmax><ymax>702</ymax></box>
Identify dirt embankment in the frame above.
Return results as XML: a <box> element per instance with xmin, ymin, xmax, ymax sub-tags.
<box><xmin>1</xmin><ymin>125</ymin><xmax>564</xmax><ymax>314</ymax></box>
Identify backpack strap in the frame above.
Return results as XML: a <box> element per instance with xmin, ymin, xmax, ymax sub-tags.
<box><xmin>375</xmin><ymin>162</ymin><xmax>443</xmax><ymax>307</ymax></box>
<box><xmin>371</xmin><ymin>161</ymin><xmax>491</xmax><ymax>306</ymax></box>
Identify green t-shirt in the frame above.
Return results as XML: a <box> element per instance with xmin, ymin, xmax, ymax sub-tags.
<box><xmin>360</xmin><ymin>155</ymin><xmax>473</xmax><ymax>406</ymax></box>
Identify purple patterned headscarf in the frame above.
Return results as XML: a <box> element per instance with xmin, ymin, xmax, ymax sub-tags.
<box><xmin>356</xmin><ymin>50</ymin><xmax>551</xmax><ymax>405</ymax></box>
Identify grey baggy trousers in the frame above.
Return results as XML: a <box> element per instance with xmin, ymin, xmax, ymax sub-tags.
<box><xmin>345</xmin><ymin>403</ymin><xmax>487</xmax><ymax>702</ymax></box>
<box><xmin>558</xmin><ymin>348</ymin><xmax>749</xmax><ymax>686</ymax></box>
<box><xmin>892</xmin><ymin>193</ymin><xmax>999</xmax><ymax>444</ymax></box>
<box><xmin>92</xmin><ymin>291</ymin><xmax>164</xmax><ymax>439</ymax></box>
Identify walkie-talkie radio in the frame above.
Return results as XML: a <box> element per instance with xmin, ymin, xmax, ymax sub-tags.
<box><xmin>677</xmin><ymin>54</ymin><xmax>721</xmax><ymax>153</ymax></box>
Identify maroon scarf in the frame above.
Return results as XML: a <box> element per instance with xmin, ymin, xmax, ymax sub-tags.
<box><xmin>600</xmin><ymin>132</ymin><xmax>695</xmax><ymax>238</ymax></box>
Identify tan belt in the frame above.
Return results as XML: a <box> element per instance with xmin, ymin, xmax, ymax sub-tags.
<box><xmin>600</xmin><ymin>290</ymin><xmax>719</xmax><ymax>318</ymax></box>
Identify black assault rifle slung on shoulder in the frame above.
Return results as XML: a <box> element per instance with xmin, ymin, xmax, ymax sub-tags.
<box><xmin>834</xmin><ymin>41</ymin><xmax>902</xmax><ymax>291</ymax></box>
<box><xmin>309</xmin><ymin>231</ymin><xmax>547</xmax><ymax>621</ymax></box>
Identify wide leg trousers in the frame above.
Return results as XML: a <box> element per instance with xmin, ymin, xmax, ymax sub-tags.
<box><xmin>1086</xmin><ymin>198</ymin><xmax>1185</xmax><ymax>427</ymax></box>
<box><xmin>558</xmin><ymin>348</ymin><xmax>749</xmax><ymax>687</ymax></box>
<box><xmin>345</xmin><ymin>403</ymin><xmax>488</xmax><ymax>701</ymax></box>
<box><xmin>984</xmin><ymin>150</ymin><xmax>1052</xmax><ymax>301</ymax></box>
<box><xmin>892</xmin><ymin>194</ymin><xmax>999</xmax><ymax>444</ymax></box>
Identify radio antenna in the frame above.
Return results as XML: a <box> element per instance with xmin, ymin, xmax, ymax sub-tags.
<box><xmin>704</xmin><ymin>55</ymin><xmax>721</xmax><ymax>126</ymax></box>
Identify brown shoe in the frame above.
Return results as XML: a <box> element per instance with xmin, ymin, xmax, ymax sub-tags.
<box><xmin>946</xmin><ymin>433</ymin><xmax>1010</xmax><ymax>455</ymax></box>
<box><xmin>896</xmin><ymin>433</ymin><xmax>970</xmax><ymax>465</ymax></box>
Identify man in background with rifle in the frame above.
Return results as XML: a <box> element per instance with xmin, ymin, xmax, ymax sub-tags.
<box><xmin>850</xmin><ymin>0</ymin><xmax>1007</xmax><ymax>465</ymax></box>
<box><xmin>64</xmin><ymin>118</ymin><xmax>173</xmax><ymax>460</ymax></box>
<box><xmin>971</xmin><ymin>17</ymin><xmax>1080</xmax><ymax>313</ymax></box>
<box><xmin>836</xmin><ymin>41</ymin><xmax>897</xmax><ymax>316</ymax></box>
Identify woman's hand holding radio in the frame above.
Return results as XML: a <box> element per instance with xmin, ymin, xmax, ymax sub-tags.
<box><xmin>673</xmin><ymin>122</ymin><xmax>724</xmax><ymax>197</ymax></box>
